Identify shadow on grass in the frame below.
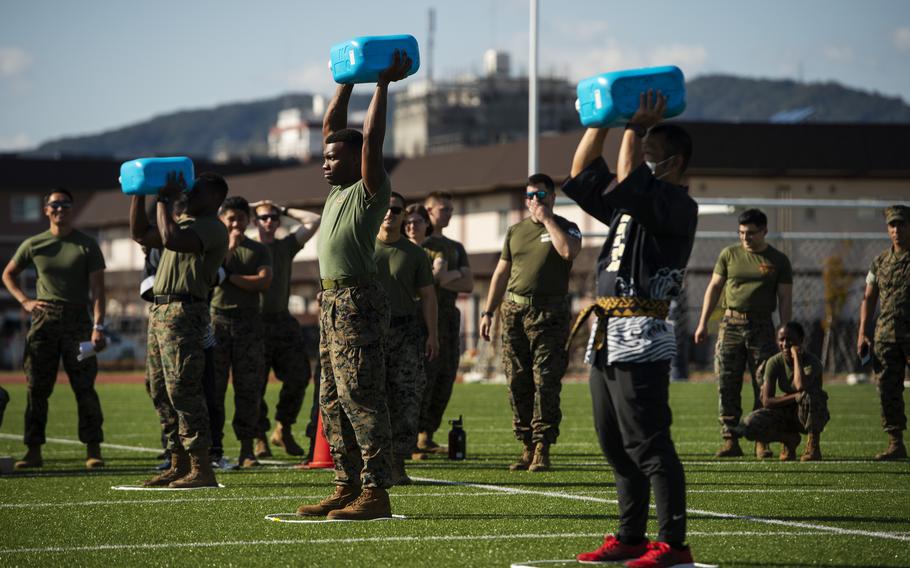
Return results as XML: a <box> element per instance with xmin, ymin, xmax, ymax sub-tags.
<box><xmin>732</xmin><ymin>563</ymin><xmax>906</xmax><ymax>568</ymax></box>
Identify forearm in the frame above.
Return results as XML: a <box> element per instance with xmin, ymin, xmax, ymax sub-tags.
<box><xmin>130</xmin><ymin>195</ymin><xmax>148</xmax><ymax>241</ymax></box>
<box><xmin>765</xmin><ymin>393</ymin><xmax>799</xmax><ymax>408</ymax></box>
<box><xmin>698</xmin><ymin>283</ymin><xmax>723</xmax><ymax>328</ymax></box>
<box><xmin>571</xmin><ymin>128</ymin><xmax>608</xmax><ymax>178</ymax></box>
<box><xmin>792</xmin><ymin>355</ymin><xmax>804</xmax><ymax>391</ymax></box>
<box><xmin>420</xmin><ymin>288</ymin><xmax>438</xmax><ymax>341</ymax></box>
<box><xmin>483</xmin><ymin>269</ymin><xmax>509</xmax><ymax>313</ymax></box>
<box><xmin>442</xmin><ymin>269</ymin><xmax>473</xmax><ymax>293</ymax></box>
<box><xmin>228</xmin><ymin>273</ymin><xmax>272</xmax><ymax>292</ymax></box>
<box><xmin>93</xmin><ymin>291</ymin><xmax>106</xmax><ymax>326</ymax></box>
<box><xmin>323</xmin><ymin>84</ymin><xmax>353</xmax><ymax>139</ymax></box>
<box><xmin>2</xmin><ymin>269</ymin><xmax>27</xmax><ymax>305</ymax></box>
<box><xmin>616</xmin><ymin>129</ymin><xmax>643</xmax><ymax>183</ymax></box>
<box><xmin>541</xmin><ymin>217</ymin><xmax>580</xmax><ymax>260</ymax></box>
<box><xmin>156</xmin><ymin>202</ymin><xmax>179</xmax><ymax>247</ymax></box>
<box><xmin>363</xmin><ymin>83</ymin><xmax>389</xmax><ymax>151</ymax></box>
<box><xmin>858</xmin><ymin>288</ymin><xmax>877</xmax><ymax>339</ymax></box>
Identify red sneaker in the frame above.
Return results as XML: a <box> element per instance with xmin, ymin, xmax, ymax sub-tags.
<box><xmin>576</xmin><ymin>535</ymin><xmax>649</xmax><ymax>564</ymax></box>
<box><xmin>625</xmin><ymin>541</ymin><xmax>694</xmax><ymax>568</ymax></box>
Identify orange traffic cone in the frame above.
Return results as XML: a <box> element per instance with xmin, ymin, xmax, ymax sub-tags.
<box><xmin>308</xmin><ymin>412</ymin><xmax>334</xmax><ymax>469</ymax></box>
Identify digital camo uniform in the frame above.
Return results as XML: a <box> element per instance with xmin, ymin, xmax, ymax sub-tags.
<box><xmin>316</xmin><ymin>174</ymin><xmax>393</xmax><ymax>489</ymax></box>
<box><xmin>13</xmin><ymin>229</ymin><xmax>106</xmax><ymax>448</ymax></box>
<box><xmin>258</xmin><ymin>234</ymin><xmax>310</xmax><ymax>437</ymax></box>
<box><xmin>713</xmin><ymin>244</ymin><xmax>792</xmax><ymax>439</ymax></box>
<box><xmin>375</xmin><ymin>236</ymin><xmax>435</xmax><ymax>460</ymax></box>
<box><xmin>211</xmin><ymin>236</ymin><xmax>271</xmax><ymax>447</ymax></box>
<box><xmin>500</xmin><ymin>216</ymin><xmax>580</xmax><ymax>447</ymax></box>
<box><xmin>147</xmin><ymin>215</ymin><xmax>228</xmax><ymax>451</ymax></box>
<box><xmin>419</xmin><ymin>234</ymin><xmax>469</xmax><ymax>439</ymax></box>
<box><xmin>867</xmin><ymin>223</ymin><xmax>910</xmax><ymax>435</ymax></box>
<box><xmin>742</xmin><ymin>351</ymin><xmax>830</xmax><ymax>442</ymax></box>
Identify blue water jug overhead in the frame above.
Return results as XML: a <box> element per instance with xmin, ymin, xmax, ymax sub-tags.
<box><xmin>329</xmin><ymin>34</ymin><xmax>420</xmax><ymax>84</ymax></box>
<box><xmin>575</xmin><ymin>65</ymin><xmax>686</xmax><ymax>128</ymax></box>
<box><xmin>119</xmin><ymin>157</ymin><xmax>195</xmax><ymax>195</ymax></box>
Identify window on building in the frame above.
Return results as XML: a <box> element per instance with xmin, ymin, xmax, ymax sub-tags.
<box><xmin>11</xmin><ymin>195</ymin><xmax>42</xmax><ymax>222</ymax></box>
<box><xmin>498</xmin><ymin>210</ymin><xmax>509</xmax><ymax>236</ymax></box>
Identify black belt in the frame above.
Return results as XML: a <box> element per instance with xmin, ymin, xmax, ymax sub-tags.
<box><xmin>211</xmin><ymin>306</ymin><xmax>258</xmax><ymax>317</ymax></box>
<box><xmin>724</xmin><ymin>309</ymin><xmax>771</xmax><ymax>321</ymax></box>
<box><xmin>390</xmin><ymin>314</ymin><xmax>415</xmax><ymax>327</ymax></box>
<box><xmin>153</xmin><ymin>294</ymin><xmax>201</xmax><ymax>305</ymax></box>
<box><xmin>320</xmin><ymin>273</ymin><xmax>375</xmax><ymax>291</ymax></box>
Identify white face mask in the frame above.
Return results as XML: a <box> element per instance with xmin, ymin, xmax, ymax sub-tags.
<box><xmin>645</xmin><ymin>155</ymin><xmax>676</xmax><ymax>179</ymax></box>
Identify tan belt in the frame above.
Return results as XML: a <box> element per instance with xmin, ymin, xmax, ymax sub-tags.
<box><xmin>724</xmin><ymin>308</ymin><xmax>771</xmax><ymax>321</ymax></box>
<box><xmin>506</xmin><ymin>291</ymin><xmax>567</xmax><ymax>307</ymax></box>
<box><xmin>567</xmin><ymin>296</ymin><xmax>670</xmax><ymax>349</ymax></box>
<box><xmin>320</xmin><ymin>273</ymin><xmax>375</xmax><ymax>291</ymax></box>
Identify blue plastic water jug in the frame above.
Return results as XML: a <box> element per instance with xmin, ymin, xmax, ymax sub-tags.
<box><xmin>329</xmin><ymin>34</ymin><xmax>420</xmax><ymax>84</ymax></box>
<box><xmin>119</xmin><ymin>157</ymin><xmax>195</xmax><ymax>195</ymax></box>
<box><xmin>575</xmin><ymin>66</ymin><xmax>686</xmax><ymax>128</ymax></box>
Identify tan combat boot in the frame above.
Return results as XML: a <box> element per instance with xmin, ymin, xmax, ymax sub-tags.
<box><xmin>270</xmin><ymin>421</ymin><xmax>304</xmax><ymax>456</ymax></box>
<box><xmin>14</xmin><ymin>445</ymin><xmax>43</xmax><ymax>470</ymax></box>
<box><xmin>143</xmin><ymin>447</ymin><xmax>190</xmax><ymax>487</ymax></box>
<box><xmin>254</xmin><ymin>433</ymin><xmax>272</xmax><ymax>458</ymax></box>
<box><xmin>715</xmin><ymin>438</ymin><xmax>744</xmax><ymax>458</ymax></box>
<box><xmin>239</xmin><ymin>439</ymin><xmax>260</xmax><ymax>468</ymax></box>
<box><xmin>85</xmin><ymin>442</ymin><xmax>105</xmax><ymax>469</ymax></box>
<box><xmin>528</xmin><ymin>442</ymin><xmax>551</xmax><ymax>472</ymax></box>
<box><xmin>509</xmin><ymin>441</ymin><xmax>535</xmax><ymax>471</ymax></box>
<box><xmin>326</xmin><ymin>487</ymin><xmax>392</xmax><ymax>521</ymax></box>
<box><xmin>875</xmin><ymin>432</ymin><xmax>907</xmax><ymax>461</ymax></box>
<box><xmin>755</xmin><ymin>441</ymin><xmax>773</xmax><ymax>459</ymax></box>
<box><xmin>779</xmin><ymin>432</ymin><xmax>801</xmax><ymax>462</ymax></box>
<box><xmin>169</xmin><ymin>448</ymin><xmax>219</xmax><ymax>488</ymax></box>
<box><xmin>801</xmin><ymin>432</ymin><xmax>822</xmax><ymax>461</ymax></box>
<box><xmin>297</xmin><ymin>485</ymin><xmax>361</xmax><ymax>516</ymax></box>
<box><xmin>392</xmin><ymin>455</ymin><xmax>412</xmax><ymax>485</ymax></box>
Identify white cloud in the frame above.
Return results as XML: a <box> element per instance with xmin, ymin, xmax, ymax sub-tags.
<box><xmin>893</xmin><ymin>26</ymin><xmax>910</xmax><ymax>51</ymax></box>
<box><xmin>555</xmin><ymin>20</ymin><xmax>609</xmax><ymax>42</ymax></box>
<box><xmin>0</xmin><ymin>132</ymin><xmax>33</xmax><ymax>151</ymax></box>
<box><xmin>284</xmin><ymin>61</ymin><xmax>337</xmax><ymax>96</ymax></box>
<box><xmin>648</xmin><ymin>44</ymin><xmax>708</xmax><ymax>71</ymax></box>
<box><xmin>0</xmin><ymin>47</ymin><xmax>32</xmax><ymax>79</ymax></box>
<box><xmin>822</xmin><ymin>45</ymin><xmax>854</xmax><ymax>62</ymax></box>
<box><xmin>547</xmin><ymin>41</ymin><xmax>707</xmax><ymax>81</ymax></box>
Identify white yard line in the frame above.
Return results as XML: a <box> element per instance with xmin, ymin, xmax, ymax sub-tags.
<box><xmin>0</xmin><ymin>433</ymin><xmax>160</xmax><ymax>454</ymax></box>
<box><xmin>412</xmin><ymin>476</ymin><xmax>910</xmax><ymax>543</ymax></box>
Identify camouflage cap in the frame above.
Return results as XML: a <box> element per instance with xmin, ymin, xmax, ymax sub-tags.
<box><xmin>885</xmin><ymin>205</ymin><xmax>909</xmax><ymax>223</ymax></box>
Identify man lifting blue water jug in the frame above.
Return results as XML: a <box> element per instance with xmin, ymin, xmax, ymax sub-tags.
<box><xmin>566</xmin><ymin>65</ymin><xmax>701</xmax><ymax>568</ymax></box>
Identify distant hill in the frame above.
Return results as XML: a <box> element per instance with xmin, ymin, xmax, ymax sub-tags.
<box><xmin>31</xmin><ymin>75</ymin><xmax>910</xmax><ymax>158</ymax></box>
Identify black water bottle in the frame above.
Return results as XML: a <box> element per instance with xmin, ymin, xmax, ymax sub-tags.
<box><xmin>448</xmin><ymin>415</ymin><xmax>466</xmax><ymax>460</ymax></box>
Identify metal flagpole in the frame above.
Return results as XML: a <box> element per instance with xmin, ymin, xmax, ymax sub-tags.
<box><xmin>528</xmin><ymin>0</ymin><xmax>539</xmax><ymax>175</ymax></box>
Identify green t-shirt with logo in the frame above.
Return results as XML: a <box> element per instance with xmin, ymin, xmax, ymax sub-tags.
<box><xmin>502</xmin><ymin>216</ymin><xmax>580</xmax><ymax>297</ymax></box>
<box><xmin>12</xmin><ymin>229</ymin><xmax>106</xmax><ymax>304</ymax></box>
<box><xmin>212</xmin><ymin>236</ymin><xmax>272</xmax><ymax>310</ymax></box>
<box><xmin>317</xmin><ymin>175</ymin><xmax>392</xmax><ymax>280</ymax></box>
<box><xmin>375</xmin><ymin>237</ymin><xmax>434</xmax><ymax>317</ymax></box>
<box><xmin>761</xmin><ymin>351</ymin><xmax>823</xmax><ymax>394</ymax></box>
<box><xmin>714</xmin><ymin>244</ymin><xmax>792</xmax><ymax>314</ymax></box>
<box><xmin>154</xmin><ymin>216</ymin><xmax>229</xmax><ymax>300</ymax></box>
<box><xmin>422</xmin><ymin>234</ymin><xmax>469</xmax><ymax>308</ymax></box>
<box><xmin>259</xmin><ymin>234</ymin><xmax>303</xmax><ymax>314</ymax></box>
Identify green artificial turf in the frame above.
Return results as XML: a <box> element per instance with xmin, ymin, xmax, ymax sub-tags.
<box><xmin>0</xmin><ymin>380</ymin><xmax>908</xmax><ymax>567</ymax></box>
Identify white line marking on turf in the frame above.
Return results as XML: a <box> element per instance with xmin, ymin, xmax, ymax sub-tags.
<box><xmin>264</xmin><ymin>513</ymin><xmax>407</xmax><ymax>523</ymax></box>
<box><xmin>0</xmin><ymin>531</ymin><xmax>877</xmax><ymax>556</ymax></box>
<box><xmin>412</xmin><ymin>476</ymin><xmax>910</xmax><ymax>543</ymax></box>
<box><xmin>0</xmin><ymin>433</ymin><xmax>160</xmax><ymax>454</ymax></box>
<box><xmin>111</xmin><ymin>484</ymin><xmax>226</xmax><ymax>491</ymax></box>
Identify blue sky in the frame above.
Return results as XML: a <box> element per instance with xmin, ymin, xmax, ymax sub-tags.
<box><xmin>1</xmin><ymin>0</ymin><xmax>909</xmax><ymax>150</ymax></box>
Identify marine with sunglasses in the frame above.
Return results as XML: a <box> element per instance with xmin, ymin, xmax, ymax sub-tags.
<box><xmin>249</xmin><ymin>200</ymin><xmax>321</xmax><ymax>460</ymax></box>
<box><xmin>3</xmin><ymin>188</ymin><xmax>108</xmax><ymax>470</ymax></box>
<box><xmin>479</xmin><ymin>174</ymin><xmax>581</xmax><ymax>472</ymax></box>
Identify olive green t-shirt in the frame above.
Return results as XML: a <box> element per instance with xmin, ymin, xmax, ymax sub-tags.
<box><xmin>502</xmin><ymin>216</ymin><xmax>580</xmax><ymax>297</ymax></box>
<box><xmin>12</xmin><ymin>229</ymin><xmax>106</xmax><ymax>304</ymax></box>
<box><xmin>317</xmin><ymin>174</ymin><xmax>392</xmax><ymax>280</ymax></box>
<box><xmin>714</xmin><ymin>244</ymin><xmax>792</xmax><ymax>314</ymax></box>
<box><xmin>259</xmin><ymin>234</ymin><xmax>303</xmax><ymax>314</ymax></box>
<box><xmin>154</xmin><ymin>216</ymin><xmax>229</xmax><ymax>300</ymax></box>
<box><xmin>212</xmin><ymin>236</ymin><xmax>272</xmax><ymax>310</ymax></box>
<box><xmin>375</xmin><ymin>237</ymin><xmax>434</xmax><ymax>317</ymax></box>
<box><xmin>422</xmin><ymin>234</ymin><xmax>469</xmax><ymax>308</ymax></box>
<box><xmin>761</xmin><ymin>351</ymin><xmax>823</xmax><ymax>394</ymax></box>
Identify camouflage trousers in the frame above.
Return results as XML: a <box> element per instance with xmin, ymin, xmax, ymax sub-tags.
<box><xmin>257</xmin><ymin>311</ymin><xmax>311</xmax><ymax>433</ymax></box>
<box><xmin>319</xmin><ymin>280</ymin><xmax>393</xmax><ymax>489</ymax></box>
<box><xmin>874</xmin><ymin>340</ymin><xmax>909</xmax><ymax>432</ymax></box>
<box><xmin>385</xmin><ymin>316</ymin><xmax>426</xmax><ymax>457</ymax></box>
<box><xmin>23</xmin><ymin>303</ymin><xmax>103</xmax><ymax>446</ymax></box>
<box><xmin>212</xmin><ymin>309</ymin><xmax>265</xmax><ymax>443</ymax></box>
<box><xmin>419</xmin><ymin>305</ymin><xmax>461</xmax><ymax>436</ymax></box>
<box><xmin>147</xmin><ymin>302</ymin><xmax>211</xmax><ymax>451</ymax></box>
<box><xmin>742</xmin><ymin>390</ymin><xmax>830</xmax><ymax>442</ymax></box>
<box><xmin>715</xmin><ymin>315</ymin><xmax>777</xmax><ymax>438</ymax></box>
<box><xmin>501</xmin><ymin>299</ymin><xmax>570</xmax><ymax>444</ymax></box>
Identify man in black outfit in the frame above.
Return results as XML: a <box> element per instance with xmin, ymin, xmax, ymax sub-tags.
<box><xmin>566</xmin><ymin>92</ymin><xmax>698</xmax><ymax>568</ymax></box>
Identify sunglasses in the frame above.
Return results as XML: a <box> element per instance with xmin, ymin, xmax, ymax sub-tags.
<box><xmin>388</xmin><ymin>206</ymin><xmax>404</xmax><ymax>215</ymax></box>
<box><xmin>526</xmin><ymin>190</ymin><xmax>549</xmax><ymax>201</ymax></box>
<box><xmin>257</xmin><ymin>214</ymin><xmax>280</xmax><ymax>222</ymax></box>
<box><xmin>48</xmin><ymin>201</ymin><xmax>73</xmax><ymax>210</ymax></box>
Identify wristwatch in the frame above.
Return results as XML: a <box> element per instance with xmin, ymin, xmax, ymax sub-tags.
<box><xmin>93</xmin><ymin>323</ymin><xmax>106</xmax><ymax>332</ymax></box>
<box><xmin>625</xmin><ymin>123</ymin><xmax>647</xmax><ymax>137</ymax></box>
<box><xmin>481</xmin><ymin>311</ymin><xmax>495</xmax><ymax>318</ymax></box>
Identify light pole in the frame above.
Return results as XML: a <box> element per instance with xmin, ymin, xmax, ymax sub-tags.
<box><xmin>528</xmin><ymin>0</ymin><xmax>539</xmax><ymax>175</ymax></box>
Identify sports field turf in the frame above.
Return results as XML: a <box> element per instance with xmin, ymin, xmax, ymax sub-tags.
<box><xmin>0</xmin><ymin>379</ymin><xmax>908</xmax><ymax>567</ymax></box>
